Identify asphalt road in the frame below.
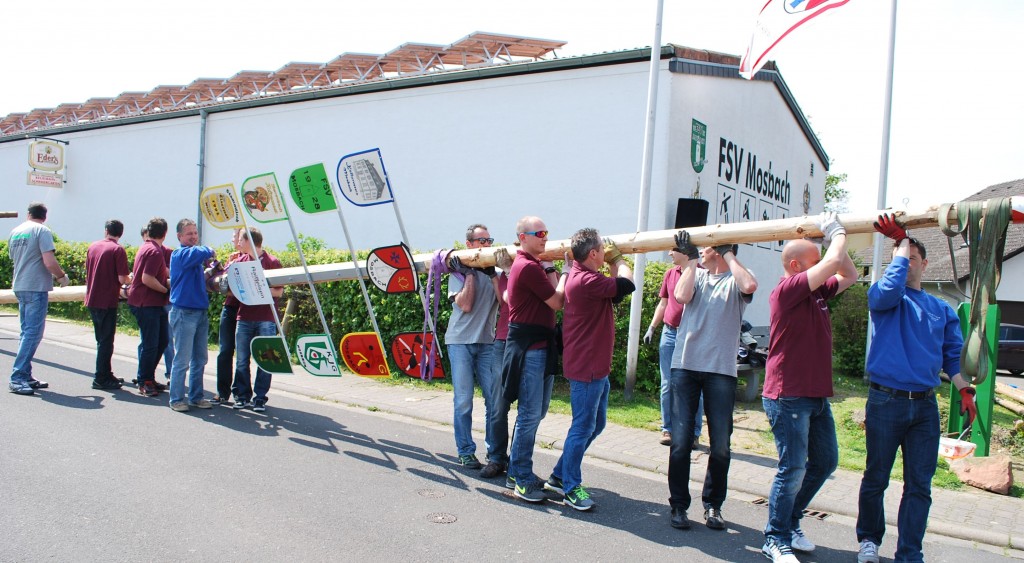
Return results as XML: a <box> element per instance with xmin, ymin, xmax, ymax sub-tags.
<box><xmin>0</xmin><ymin>331</ymin><xmax>1017</xmax><ymax>562</ymax></box>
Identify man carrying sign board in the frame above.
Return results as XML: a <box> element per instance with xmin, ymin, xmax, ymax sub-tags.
<box><xmin>167</xmin><ymin>218</ymin><xmax>217</xmax><ymax>412</ymax></box>
<box><xmin>232</xmin><ymin>227</ymin><xmax>283</xmax><ymax>412</ymax></box>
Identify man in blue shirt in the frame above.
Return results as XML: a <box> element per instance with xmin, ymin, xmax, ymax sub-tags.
<box><xmin>856</xmin><ymin>214</ymin><xmax>978</xmax><ymax>563</ymax></box>
<box><xmin>167</xmin><ymin>219</ymin><xmax>216</xmax><ymax>412</ymax></box>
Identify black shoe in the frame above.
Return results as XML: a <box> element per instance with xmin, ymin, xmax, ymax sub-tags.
<box><xmin>457</xmin><ymin>454</ymin><xmax>482</xmax><ymax>469</ymax></box>
<box><xmin>28</xmin><ymin>379</ymin><xmax>49</xmax><ymax>389</ymax></box>
<box><xmin>92</xmin><ymin>379</ymin><xmax>123</xmax><ymax>390</ymax></box>
<box><xmin>252</xmin><ymin>399</ymin><xmax>267</xmax><ymax>412</ymax></box>
<box><xmin>138</xmin><ymin>381</ymin><xmax>160</xmax><ymax>397</ymax></box>
<box><xmin>704</xmin><ymin>506</ymin><xmax>726</xmax><ymax>530</ymax></box>
<box><xmin>671</xmin><ymin>507</ymin><xmax>691</xmax><ymax>530</ymax></box>
<box><xmin>480</xmin><ymin>462</ymin><xmax>506</xmax><ymax>479</ymax></box>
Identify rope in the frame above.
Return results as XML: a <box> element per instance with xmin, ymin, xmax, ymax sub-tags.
<box><xmin>419</xmin><ymin>250</ymin><xmax>453</xmax><ymax>381</ymax></box>
<box><xmin>941</xmin><ymin>198</ymin><xmax>1012</xmax><ymax>384</ymax></box>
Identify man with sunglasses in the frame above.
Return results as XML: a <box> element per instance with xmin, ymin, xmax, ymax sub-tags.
<box><xmin>445</xmin><ymin>224</ymin><xmax>500</xmax><ymax>470</ymax></box>
<box><xmin>501</xmin><ymin>216</ymin><xmax>567</xmax><ymax>502</ymax></box>
<box><xmin>855</xmin><ymin>216</ymin><xmax>977</xmax><ymax>563</ymax></box>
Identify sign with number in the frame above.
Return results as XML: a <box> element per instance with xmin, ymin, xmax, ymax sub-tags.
<box><xmin>289</xmin><ymin>163</ymin><xmax>337</xmax><ymax>214</ymax></box>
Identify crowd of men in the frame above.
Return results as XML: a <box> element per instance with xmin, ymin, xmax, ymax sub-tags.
<box><xmin>7</xmin><ymin>203</ymin><xmax>979</xmax><ymax>562</ymax></box>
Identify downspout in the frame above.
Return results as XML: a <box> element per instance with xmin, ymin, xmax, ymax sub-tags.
<box><xmin>196</xmin><ymin>109</ymin><xmax>208</xmax><ymax>242</ymax></box>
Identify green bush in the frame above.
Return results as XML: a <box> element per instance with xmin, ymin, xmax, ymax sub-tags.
<box><xmin>829</xmin><ymin>282</ymin><xmax>869</xmax><ymax>376</ymax></box>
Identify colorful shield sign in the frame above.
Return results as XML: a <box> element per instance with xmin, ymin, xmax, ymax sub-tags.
<box><xmin>288</xmin><ymin>163</ymin><xmax>337</xmax><ymax>214</ymax></box>
<box><xmin>200</xmin><ymin>184</ymin><xmax>245</xmax><ymax>230</ymax></box>
<box><xmin>390</xmin><ymin>332</ymin><xmax>445</xmax><ymax>379</ymax></box>
<box><xmin>226</xmin><ymin>262</ymin><xmax>274</xmax><ymax>306</ymax></box>
<box><xmin>241</xmin><ymin>173</ymin><xmax>288</xmax><ymax>223</ymax></box>
<box><xmin>336</xmin><ymin>148</ymin><xmax>393</xmax><ymax>207</ymax></box>
<box><xmin>251</xmin><ymin>336</ymin><xmax>293</xmax><ymax>374</ymax></box>
<box><xmin>366</xmin><ymin>243</ymin><xmax>418</xmax><ymax>294</ymax></box>
<box><xmin>296</xmin><ymin>334</ymin><xmax>341</xmax><ymax>377</ymax></box>
<box><xmin>339</xmin><ymin>332</ymin><xmax>390</xmax><ymax>377</ymax></box>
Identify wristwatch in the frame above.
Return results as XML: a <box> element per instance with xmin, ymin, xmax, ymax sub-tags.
<box><xmin>544</xmin><ymin>266</ymin><xmax>558</xmax><ymax>274</ymax></box>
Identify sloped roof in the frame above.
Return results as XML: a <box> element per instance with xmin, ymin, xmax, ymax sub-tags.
<box><xmin>855</xmin><ymin>178</ymin><xmax>1024</xmax><ymax>284</ymax></box>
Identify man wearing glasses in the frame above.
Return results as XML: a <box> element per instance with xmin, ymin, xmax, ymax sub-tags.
<box><xmin>501</xmin><ymin>216</ymin><xmax>568</xmax><ymax>502</ymax></box>
<box><xmin>444</xmin><ymin>224</ymin><xmax>500</xmax><ymax>470</ymax></box>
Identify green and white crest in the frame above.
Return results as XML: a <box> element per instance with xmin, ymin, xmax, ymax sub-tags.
<box><xmin>691</xmin><ymin>119</ymin><xmax>707</xmax><ymax>173</ymax></box>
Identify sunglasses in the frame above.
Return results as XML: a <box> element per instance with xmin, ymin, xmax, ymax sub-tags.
<box><xmin>520</xmin><ymin>230</ymin><xmax>549</xmax><ymax>239</ymax></box>
<box><xmin>469</xmin><ymin>237</ymin><xmax>495</xmax><ymax>244</ymax></box>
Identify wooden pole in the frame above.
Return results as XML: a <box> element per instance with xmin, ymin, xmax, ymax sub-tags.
<box><xmin>1</xmin><ymin>212</ymin><xmax>19</xmax><ymax>219</ymax></box>
<box><xmin>2</xmin><ymin>198</ymin><xmax>1021</xmax><ymax>304</ymax></box>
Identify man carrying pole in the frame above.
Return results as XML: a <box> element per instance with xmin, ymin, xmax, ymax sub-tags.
<box><xmin>85</xmin><ymin>219</ymin><xmax>130</xmax><ymax>390</ymax></box>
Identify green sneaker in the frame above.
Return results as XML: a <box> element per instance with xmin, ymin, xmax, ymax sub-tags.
<box><xmin>504</xmin><ymin>475</ymin><xmax>516</xmax><ymax>490</ymax></box>
<box><xmin>544</xmin><ymin>474</ymin><xmax>564</xmax><ymax>495</ymax></box>
<box><xmin>514</xmin><ymin>480</ymin><xmax>546</xmax><ymax>503</ymax></box>
<box><xmin>564</xmin><ymin>485</ymin><xmax>594</xmax><ymax>511</ymax></box>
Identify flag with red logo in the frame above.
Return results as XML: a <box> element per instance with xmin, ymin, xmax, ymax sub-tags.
<box><xmin>739</xmin><ymin>0</ymin><xmax>851</xmax><ymax>80</ymax></box>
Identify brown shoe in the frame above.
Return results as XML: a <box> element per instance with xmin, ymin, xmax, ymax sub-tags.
<box><xmin>660</xmin><ymin>431</ymin><xmax>672</xmax><ymax>446</ymax></box>
<box><xmin>138</xmin><ymin>381</ymin><xmax>160</xmax><ymax>397</ymax></box>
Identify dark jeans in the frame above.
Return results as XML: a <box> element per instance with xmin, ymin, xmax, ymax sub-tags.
<box><xmin>216</xmin><ymin>305</ymin><xmax>238</xmax><ymax>399</ymax></box>
<box><xmin>668</xmin><ymin>368</ymin><xmax>736</xmax><ymax>512</ymax></box>
<box><xmin>130</xmin><ymin>305</ymin><xmax>168</xmax><ymax>384</ymax></box>
<box><xmin>857</xmin><ymin>388</ymin><xmax>940</xmax><ymax>562</ymax></box>
<box><xmin>88</xmin><ymin>307</ymin><xmax>119</xmax><ymax>383</ymax></box>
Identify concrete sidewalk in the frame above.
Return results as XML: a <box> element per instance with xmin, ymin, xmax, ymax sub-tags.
<box><xmin>4</xmin><ymin>312</ymin><xmax>1023</xmax><ymax>553</ymax></box>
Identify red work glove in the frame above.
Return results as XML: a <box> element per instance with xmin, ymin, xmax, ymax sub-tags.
<box><xmin>873</xmin><ymin>213</ymin><xmax>907</xmax><ymax>243</ymax></box>
<box><xmin>959</xmin><ymin>387</ymin><xmax>978</xmax><ymax>429</ymax></box>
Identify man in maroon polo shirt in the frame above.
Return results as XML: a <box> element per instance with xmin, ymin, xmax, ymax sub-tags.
<box><xmin>231</xmin><ymin>227</ymin><xmax>283</xmax><ymax>412</ymax></box>
<box><xmin>85</xmin><ymin>220</ymin><xmax>130</xmax><ymax>390</ymax></box>
<box><xmin>545</xmin><ymin>228</ymin><xmax>634</xmax><ymax>510</ymax></box>
<box><xmin>127</xmin><ymin>217</ymin><xmax>170</xmax><ymax>397</ymax></box>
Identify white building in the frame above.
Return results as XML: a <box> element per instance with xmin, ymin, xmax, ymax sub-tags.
<box><xmin>1</xmin><ymin>38</ymin><xmax>829</xmax><ymax>326</ymax></box>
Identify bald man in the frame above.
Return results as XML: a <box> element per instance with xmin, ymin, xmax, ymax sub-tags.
<box><xmin>760</xmin><ymin>213</ymin><xmax>858</xmax><ymax>563</ymax></box>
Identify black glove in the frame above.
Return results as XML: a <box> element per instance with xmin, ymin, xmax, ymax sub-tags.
<box><xmin>713</xmin><ymin>244</ymin><xmax>735</xmax><ymax>257</ymax></box>
<box><xmin>447</xmin><ymin>256</ymin><xmax>473</xmax><ymax>275</ymax></box>
<box><xmin>674</xmin><ymin>230</ymin><xmax>699</xmax><ymax>260</ymax></box>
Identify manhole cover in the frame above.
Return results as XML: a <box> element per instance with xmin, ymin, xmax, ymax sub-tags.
<box><xmin>427</xmin><ymin>512</ymin><xmax>457</xmax><ymax>524</ymax></box>
<box><xmin>417</xmin><ymin>489</ymin><xmax>445</xmax><ymax>498</ymax></box>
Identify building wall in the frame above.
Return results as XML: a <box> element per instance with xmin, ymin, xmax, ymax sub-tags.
<box><xmin>1</xmin><ymin>58</ymin><xmax>826</xmax><ymax>324</ymax></box>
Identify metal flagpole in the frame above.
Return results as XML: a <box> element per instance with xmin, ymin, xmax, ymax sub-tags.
<box><xmin>624</xmin><ymin>0</ymin><xmax>665</xmax><ymax>401</ymax></box>
<box><xmin>865</xmin><ymin>0</ymin><xmax>899</xmax><ymax>375</ymax></box>
<box><xmin>388</xmin><ymin>195</ymin><xmax>441</xmax><ymax>358</ymax></box>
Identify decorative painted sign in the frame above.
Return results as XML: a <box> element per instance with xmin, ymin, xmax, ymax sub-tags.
<box><xmin>339</xmin><ymin>332</ymin><xmax>390</xmax><ymax>377</ymax></box>
<box><xmin>366</xmin><ymin>243</ymin><xmax>418</xmax><ymax>294</ymax></box>
<box><xmin>288</xmin><ymin>163</ymin><xmax>337</xmax><ymax>213</ymax></box>
<box><xmin>226</xmin><ymin>261</ymin><xmax>274</xmax><ymax>306</ymax></box>
<box><xmin>690</xmin><ymin>119</ymin><xmax>707</xmax><ymax>173</ymax></box>
<box><xmin>241</xmin><ymin>173</ymin><xmax>288</xmax><ymax>223</ymax></box>
<box><xmin>296</xmin><ymin>334</ymin><xmax>342</xmax><ymax>377</ymax></box>
<box><xmin>390</xmin><ymin>332</ymin><xmax>445</xmax><ymax>379</ymax></box>
<box><xmin>251</xmin><ymin>336</ymin><xmax>293</xmax><ymax>374</ymax></box>
<box><xmin>337</xmin><ymin>148</ymin><xmax>394</xmax><ymax>207</ymax></box>
<box><xmin>199</xmin><ymin>184</ymin><xmax>245</xmax><ymax>229</ymax></box>
<box><xmin>27</xmin><ymin>171</ymin><xmax>63</xmax><ymax>188</ymax></box>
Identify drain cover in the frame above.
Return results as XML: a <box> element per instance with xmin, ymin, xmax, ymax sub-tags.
<box><xmin>417</xmin><ymin>489</ymin><xmax>445</xmax><ymax>498</ymax></box>
<box><xmin>427</xmin><ymin>512</ymin><xmax>457</xmax><ymax>524</ymax></box>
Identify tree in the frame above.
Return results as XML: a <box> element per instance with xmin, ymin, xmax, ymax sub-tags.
<box><xmin>824</xmin><ymin>171</ymin><xmax>849</xmax><ymax>213</ymax></box>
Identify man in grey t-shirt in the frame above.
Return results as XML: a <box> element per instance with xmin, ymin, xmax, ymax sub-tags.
<box><xmin>666</xmin><ymin>232</ymin><xmax>757</xmax><ymax>532</ymax></box>
<box><xmin>444</xmin><ymin>224</ymin><xmax>500</xmax><ymax>470</ymax></box>
<box><xmin>8</xmin><ymin>202</ymin><xmax>70</xmax><ymax>395</ymax></box>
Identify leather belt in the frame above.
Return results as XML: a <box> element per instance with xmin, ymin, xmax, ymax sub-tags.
<box><xmin>869</xmin><ymin>382</ymin><xmax>934</xmax><ymax>400</ymax></box>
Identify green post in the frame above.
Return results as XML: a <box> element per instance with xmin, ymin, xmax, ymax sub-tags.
<box><xmin>951</xmin><ymin>303</ymin><xmax>998</xmax><ymax>457</ymax></box>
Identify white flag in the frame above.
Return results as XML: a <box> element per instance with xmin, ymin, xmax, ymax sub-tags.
<box><xmin>739</xmin><ymin>0</ymin><xmax>851</xmax><ymax>80</ymax></box>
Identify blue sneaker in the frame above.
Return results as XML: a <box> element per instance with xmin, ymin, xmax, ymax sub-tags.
<box><xmin>504</xmin><ymin>475</ymin><xmax>516</xmax><ymax>490</ymax></box>
<box><xmin>9</xmin><ymin>382</ymin><xmax>34</xmax><ymax>395</ymax></box>
<box><xmin>514</xmin><ymin>480</ymin><xmax>547</xmax><ymax>503</ymax></box>
<box><xmin>564</xmin><ymin>485</ymin><xmax>595</xmax><ymax>511</ymax></box>
<box><xmin>543</xmin><ymin>474</ymin><xmax>565</xmax><ymax>495</ymax></box>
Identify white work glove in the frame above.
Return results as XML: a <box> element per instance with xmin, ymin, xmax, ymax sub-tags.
<box><xmin>56</xmin><ymin>274</ymin><xmax>70</xmax><ymax>288</ymax></box>
<box><xmin>816</xmin><ymin>211</ymin><xmax>846</xmax><ymax>249</ymax></box>
<box><xmin>560</xmin><ymin>253</ymin><xmax>573</xmax><ymax>275</ymax></box>
<box><xmin>643</xmin><ymin>326</ymin><xmax>655</xmax><ymax>345</ymax></box>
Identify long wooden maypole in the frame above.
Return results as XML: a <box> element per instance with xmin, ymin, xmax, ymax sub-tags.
<box><xmin>3</xmin><ymin>199</ymin><xmax>1022</xmax><ymax>305</ymax></box>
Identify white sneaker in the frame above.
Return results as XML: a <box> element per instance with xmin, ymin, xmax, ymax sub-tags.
<box><xmin>761</xmin><ymin>538</ymin><xmax>800</xmax><ymax>563</ymax></box>
<box><xmin>791</xmin><ymin>528</ymin><xmax>815</xmax><ymax>552</ymax></box>
<box><xmin>857</xmin><ymin>540</ymin><xmax>880</xmax><ymax>563</ymax></box>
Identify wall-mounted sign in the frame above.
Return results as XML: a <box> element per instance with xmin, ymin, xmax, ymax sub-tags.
<box><xmin>27</xmin><ymin>171</ymin><xmax>63</xmax><ymax>188</ymax></box>
<box><xmin>28</xmin><ymin>141</ymin><xmax>65</xmax><ymax>172</ymax></box>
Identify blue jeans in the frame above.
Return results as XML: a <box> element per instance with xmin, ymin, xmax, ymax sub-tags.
<box><xmin>763</xmin><ymin>397</ymin><xmax>839</xmax><ymax>544</ymax></box>
<box><xmin>216</xmin><ymin>305</ymin><xmax>238</xmax><ymax>399</ymax></box>
<box><xmin>486</xmin><ymin>340</ymin><xmax>512</xmax><ymax>465</ymax></box>
<box><xmin>659</xmin><ymin>326</ymin><xmax>703</xmax><ymax>436</ymax></box>
<box><xmin>129</xmin><ymin>305</ymin><xmax>168</xmax><ymax>383</ymax></box>
<box><xmin>168</xmin><ymin>307</ymin><xmax>208</xmax><ymax>404</ymax></box>
<box><xmin>235</xmin><ymin>320</ymin><xmax>276</xmax><ymax>402</ymax></box>
<box><xmin>447</xmin><ymin>343</ymin><xmax>499</xmax><ymax>457</ymax></box>
<box><xmin>857</xmin><ymin>388</ymin><xmax>940</xmax><ymax>562</ymax></box>
<box><xmin>161</xmin><ymin>304</ymin><xmax>174</xmax><ymax>377</ymax></box>
<box><xmin>508</xmin><ymin>349</ymin><xmax>553</xmax><ymax>485</ymax></box>
<box><xmin>88</xmin><ymin>307</ymin><xmax>118</xmax><ymax>382</ymax></box>
<box><xmin>552</xmin><ymin>377</ymin><xmax>610</xmax><ymax>493</ymax></box>
<box><xmin>667</xmin><ymin>368</ymin><xmax>736</xmax><ymax>511</ymax></box>
<box><xmin>11</xmin><ymin>291</ymin><xmax>48</xmax><ymax>384</ymax></box>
